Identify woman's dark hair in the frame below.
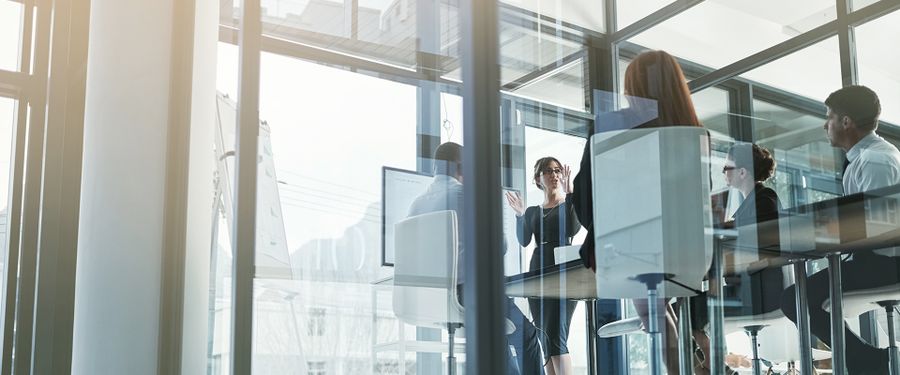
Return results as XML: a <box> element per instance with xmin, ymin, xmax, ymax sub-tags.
<box><xmin>624</xmin><ymin>50</ymin><xmax>701</xmax><ymax>128</ymax></box>
<box><xmin>728</xmin><ymin>143</ymin><xmax>776</xmax><ymax>183</ymax></box>
<box><xmin>533</xmin><ymin>156</ymin><xmax>561</xmax><ymax>190</ymax></box>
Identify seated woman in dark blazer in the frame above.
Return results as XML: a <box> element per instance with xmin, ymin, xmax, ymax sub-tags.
<box><xmin>692</xmin><ymin>143</ymin><xmax>784</xmax><ymax>373</ymax></box>
<box><xmin>723</xmin><ymin>143</ymin><xmax>781</xmax><ymax>228</ymax></box>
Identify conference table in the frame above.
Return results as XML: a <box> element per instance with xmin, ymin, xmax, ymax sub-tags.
<box><xmin>506</xmin><ymin>184</ymin><xmax>900</xmax><ymax>375</ymax></box>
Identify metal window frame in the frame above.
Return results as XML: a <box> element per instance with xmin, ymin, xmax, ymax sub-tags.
<box><xmin>28</xmin><ymin>0</ymin><xmax>91</xmax><ymax>372</ymax></box>
<box><xmin>609</xmin><ymin>0</ymin><xmax>703</xmax><ymax>43</ymax></box>
<box><xmin>687</xmin><ymin>0</ymin><xmax>900</xmax><ymax>92</ymax></box>
<box><xmin>5</xmin><ymin>0</ymin><xmax>51</xmax><ymax>373</ymax></box>
<box><xmin>459</xmin><ymin>0</ymin><xmax>506</xmax><ymax>373</ymax></box>
<box><xmin>0</xmin><ymin>1</ymin><xmax>35</xmax><ymax>372</ymax></box>
<box><xmin>231</xmin><ymin>0</ymin><xmax>262</xmax><ymax>374</ymax></box>
<box><xmin>157</xmin><ymin>0</ymin><xmax>201</xmax><ymax>372</ymax></box>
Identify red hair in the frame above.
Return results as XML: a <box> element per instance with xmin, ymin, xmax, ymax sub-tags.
<box><xmin>624</xmin><ymin>50</ymin><xmax>701</xmax><ymax>128</ymax></box>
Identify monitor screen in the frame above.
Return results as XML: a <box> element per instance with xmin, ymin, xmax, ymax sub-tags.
<box><xmin>382</xmin><ymin>167</ymin><xmax>433</xmax><ymax>266</ymax></box>
<box><xmin>381</xmin><ymin>167</ymin><xmax>525</xmax><ymax>274</ymax></box>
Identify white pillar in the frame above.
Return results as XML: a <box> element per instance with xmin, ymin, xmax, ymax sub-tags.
<box><xmin>72</xmin><ymin>0</ymin><xmax>217</xmax><ymax>373</ymax></box>
<box><xmin>182</xmin><ymin>0</ymin><xmax>219</xmax><ymax>373</ymax></box>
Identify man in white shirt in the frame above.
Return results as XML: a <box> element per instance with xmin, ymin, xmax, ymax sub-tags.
<box><xmin>408</xmin><ymin>142</ymin><xmax>544</xmax><ymax>375</ymax></box>
<box><xmin>782</xmin><ymin>85</ymin><xmax>900</xmax><ymax>374</ymax></box>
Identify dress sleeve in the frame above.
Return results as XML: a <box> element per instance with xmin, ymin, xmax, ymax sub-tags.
<box><xmin>565</xmin><ymin>193</ymin><xmax>582</xmax><ymax>236</ymax></box>
<box><xmin>572</xmin><ymin>140</ymin><xmax>593</xmax><ymax>229</ymax></box>
<box><xmin>516</xmin><ymin>206</ymin><xmax>535</xmax><ymax>247</ymax></box>
<box><xmin>572</xmin><ymin>139</ymin><xmax>596</xmax><ymax>269</ymax></box>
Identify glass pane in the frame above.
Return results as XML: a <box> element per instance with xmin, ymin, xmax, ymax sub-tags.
<box><xmin>442</xmin><ymin>21</ymin><xmax>586</xmax><ymax>91</ymax></box>
<box><xmin>0</xmin><ymin>1</ymin><xmax>23</xmax><ymax>72</ymax></box>
<box><xmin>510</xmin><ymin>57</ymin><xmax>587</xmax><ymax>111</ymax></box>
<box><xmin>741</xmin><ymin>36</ymin><xmax>841</xmax><ymax>102</ymax></box>
<box><xmin>629</xmin><ymin>0</ymin><xmax>835</xmax><ymax>70</ymax></box>
<box><xmin>502</xmin><ymin>0</ymin><xmax>606</xmax><ymax>33</ymax></box>
<box><xmin>208</xmin><ymin>22</ymin><xmax>242</xmax><ymax>375</ymax></box>
<box><xmin>616</xmin><ymin>0</ymin><xmax>672</xmax><ymax>30</ymax></box>
<box><xmin>855</xmin><ymin>10</ymin><xmax>900</xmax><ymax>124</ymax></box>
<box><xmin>753</xmin><ymin>99</ymin><xmax>841</xmax><ymax>207</ymax></box>
<box><xmin>852</xmin><ymin>0</ymin><xmax>879</xmax><ymax>11</ymax></box>
<box><xmin>253</xmin><ymin>52</ymin><xmax>418</xmax><ymax>373</ymax></box>
<box><xmin>693</xmin><ymin>87</ymin><xmax>730</xmax><ymax>136</ymax></box>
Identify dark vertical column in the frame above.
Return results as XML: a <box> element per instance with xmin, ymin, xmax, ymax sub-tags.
<box><xmin>729</xmin><ymin>82</ymin><xmax>754</xmax><ymax>142</ymax></box>
<box><xmin>460</xmin><ymin>0</ymin><xmax>505</xmax><ymax>373</ymax></box>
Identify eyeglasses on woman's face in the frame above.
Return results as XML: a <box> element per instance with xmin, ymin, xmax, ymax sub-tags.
<box><xmin>541</xmin><ymin>168</ymin><xmax>563</xmax><ymax>176</ymax></box>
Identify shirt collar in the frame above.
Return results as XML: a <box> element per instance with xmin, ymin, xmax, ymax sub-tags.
<box><xmin>847</xmin><ymin>132</ymin><xmax>880</xmax><ymax>163</ymax></box>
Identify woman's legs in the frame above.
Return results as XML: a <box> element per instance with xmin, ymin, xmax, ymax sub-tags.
<box><xmin>529</xmin><ymin>298</ymin><xmax>578</xmax><ymax>374</ymax></box>
<box><xmin>548</xmin><ymin>354</ymin><xmax>573</xmax><ymax>375</ymax></box>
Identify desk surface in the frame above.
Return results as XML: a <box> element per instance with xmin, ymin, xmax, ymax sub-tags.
<box><xmin>504</xmin><ymin>234</ymin><xmax>789</xmax><ymax>299</ymax></box>
<box><xmin>506</xmin><ymin>185</ymin><xmax>900</xmax><ymax>299</ymax></box>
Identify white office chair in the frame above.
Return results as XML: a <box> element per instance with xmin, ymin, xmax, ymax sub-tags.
<box><xmin>591</xmin><ymin>127</ymin><xmax>714</xmax><ymax>375</ymax></box>
<box><xmin>723</xmin><ymin>320</ymin><xmax>831</xmax><ymax>374</ymax></box>
<box><xmin>393</xmin><ymin>210</ymin><xmax>465</xmax><ymax>375</ymax></box>
<box><xmin>725</xmin><ymin>309</ymin><xmax>832</xmax><ymax>374</ymax></box>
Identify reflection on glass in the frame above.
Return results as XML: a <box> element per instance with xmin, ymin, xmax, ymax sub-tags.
<box><xmin>0</xmin><ymin>1</ymin><xmax>23</xmax><ymax>72</ymax></box>
<box><xmin>629</xmin><ymin>0</ymin><xmax>835</xmax><ymax>70</ymax></box>
<box><xmin>616</xmin><ymin>0</ymin><xmax>673</xmax><ymax>31</ymax></box>
<box><xmin>251</xmin><ymin>52</ymin><xmax>418</xmax><ymax>373</ymax></box>
<box><xmin>444</xmin><ymin>14</ymin><xmax>585</xmax><ymax>88</ymax></box>
<box><xmin>209</xmin><ymin>39</ymin><xmax>242</xmax><ymax>373</ymax></box>
<box><xmin>753</xmin><ymin>99</ymin><xmax>840</xmax><ymax>207</ymax></box>
<box><xmin>502</xmin><ymin>0</ymin><xmax>606</xmax><ymax>33</ymax></box>
<box><xmin>742</xmin><ymin>36</ymin><xmax>841</xmax><ymax>102</ymax></box>
<box><xmin>440</xmin><ymin>92</ymin><xmax>463</xmax><ymax>145</ymax></box>
<box><xmin>510</xmin><ymin>57</ymin><xmax>587</xmax><ymax>111</ymax></box>
<box><xmin>855</xmin><ymin>10</ymin><xmax>900</xmax><ymax>123</ymax></box>
<box><xmin>692</xmin><ymin>87</ymin><xmax>729</xmax><ymax>136</ymax></box>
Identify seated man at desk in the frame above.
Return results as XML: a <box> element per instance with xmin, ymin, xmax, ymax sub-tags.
<box><xmin>781</xmin><ymin>85</ymin><xmax>900</xmax><ymax>374</ymax></box>
<box><xmin>408</xmin><ymin>142</ymin><xmax>544</xmax><ymax>375</ymax></box>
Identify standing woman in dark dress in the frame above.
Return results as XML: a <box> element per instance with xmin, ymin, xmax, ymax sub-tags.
<box><xmin>506</xmin><ymin>157</ymin><xmax>581</xmax><ymax>375</ymax></box>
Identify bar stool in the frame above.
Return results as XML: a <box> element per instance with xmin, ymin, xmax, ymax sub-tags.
<box><xmin>590</xmin><ymin>127</ymin><xmax>713</xmax><ymax>375</ymax></box>
<box><xmin>823</xmin><ymin>284</ymin><xmax>900</xmax><ymax>375</ymax></box>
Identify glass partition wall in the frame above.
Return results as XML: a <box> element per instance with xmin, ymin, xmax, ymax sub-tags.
<box><xmin>206</xmin><ymin>0</ymin><xmax>900</xmax><ymax>374</ymax></box>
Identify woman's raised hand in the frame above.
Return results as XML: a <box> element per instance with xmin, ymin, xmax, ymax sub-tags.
<box><xmin>505</xmin><ymin>191</ymin><xmax>525</xmax><ymax>216</ymax></box>
<box><xmin>562</xmin><ymin>164</ymin><xmax>573</xmax><ymax>194</ymax></box>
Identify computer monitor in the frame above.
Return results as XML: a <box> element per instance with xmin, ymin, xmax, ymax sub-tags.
<box><xmin>381</xmin><ymin>167</ymin><xmax>524</xmax><ymax>273</ymax></box>
<box><xmin>382</xmin><ymin>167</ymin><xmax>433</xmax><ymax>266</ymax></box>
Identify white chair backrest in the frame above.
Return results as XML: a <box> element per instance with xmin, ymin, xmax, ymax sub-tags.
<box><xmin>591</xmin><ymin>127</ymin><xmax>714</xmax><ymax>298</ymax></box>
<box><xmin>392</xmin><ymin>210</ymin><xmax>464</xmax><ymax>328</ymax></box>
